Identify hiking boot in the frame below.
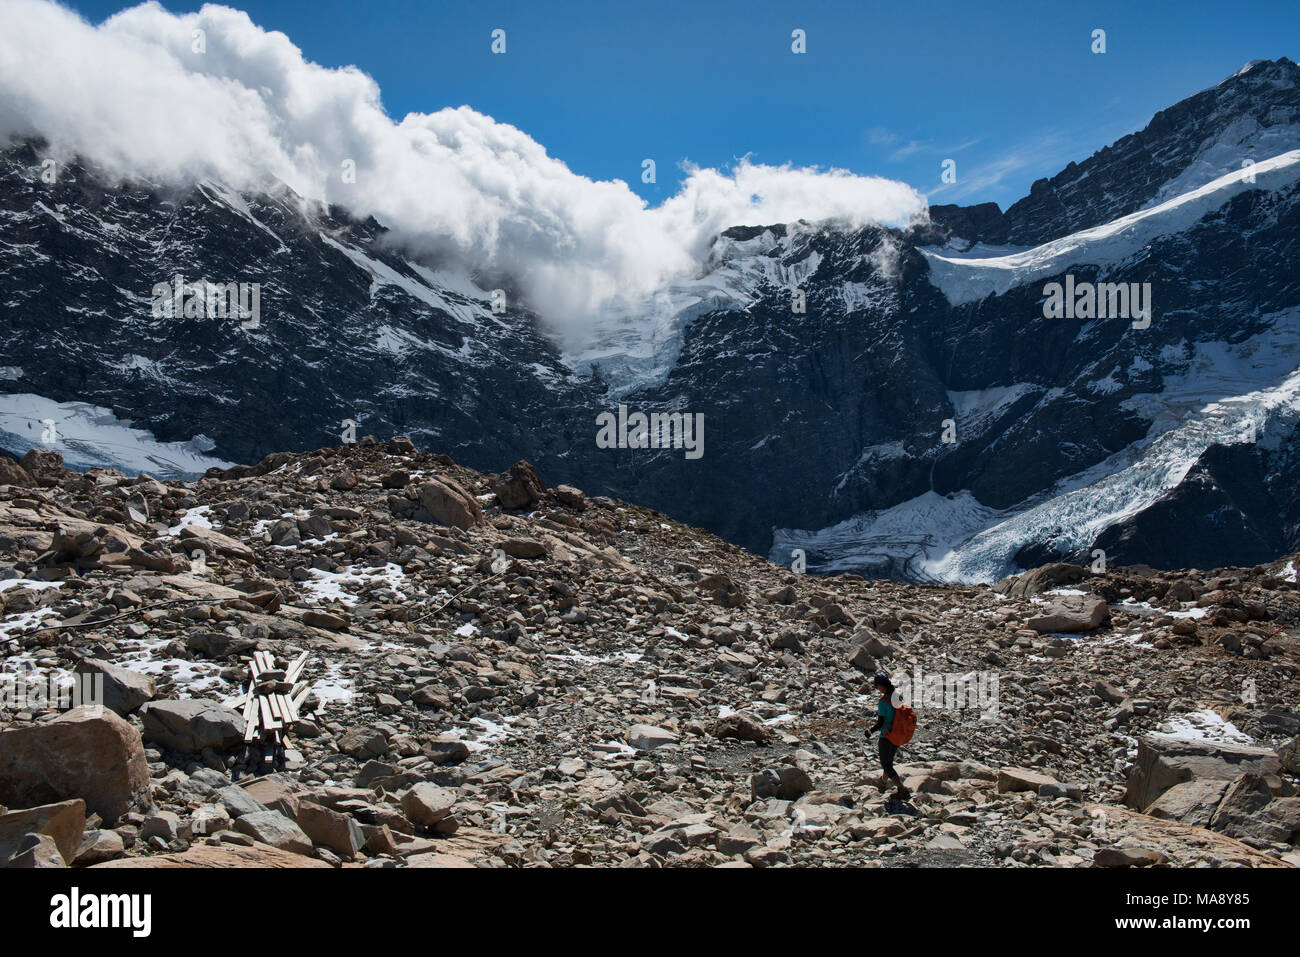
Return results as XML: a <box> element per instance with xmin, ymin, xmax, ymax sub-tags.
<box><xmin>893</xmin><ymin>786</ymin><xmax>912</xmax><ymax>800</ymax></box>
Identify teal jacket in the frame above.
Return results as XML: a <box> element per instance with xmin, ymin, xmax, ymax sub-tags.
<box><xmin>877</xmin><ymin>696</ymin><xmax>895</xmax><ymax>733</ymax></box>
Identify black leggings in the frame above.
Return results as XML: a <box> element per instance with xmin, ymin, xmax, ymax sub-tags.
<box><xmin>878</xmin><ymin>737</ymin><xmax>899</xmax><ymax>778</ymax></box>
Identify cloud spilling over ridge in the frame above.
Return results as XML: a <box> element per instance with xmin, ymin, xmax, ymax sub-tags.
<box><xmin>0</xmin><ymin>0</ymin><xmax>930</xmax><ymax>323</ymax></box>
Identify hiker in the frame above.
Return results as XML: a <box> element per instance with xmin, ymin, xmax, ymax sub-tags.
<box><xmin>866</xmin><ymin>672</ymin><xmax>912</xmax><ymax>799</ymax></box>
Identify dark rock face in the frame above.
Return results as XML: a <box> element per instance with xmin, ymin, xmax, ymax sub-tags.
<box><xmin>3</xmin><ymin>59</ymin><xmax>1300</xmax><ymax>581</ymax></box>
<box><xmin>1090</xmin><ymin>441</ymin><xmax>1299</xmax><ymax>571</ymax></box>
<box><xmin>0</xmin><ymin>138</ymin><xmax>603</xmax><ymax>476</ymax></box>
<box><xmin>927</xmin><ymin>202</ymin><xmax>1010</xmax><ymax>245</ymax></box>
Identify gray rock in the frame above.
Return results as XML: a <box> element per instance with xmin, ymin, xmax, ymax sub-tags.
<box><xmin>73</xmin><ymin>829</ymin><xmax>125</xmax><ymax>865</ymax></box>
<box><xmin>337</xmin><ymin>726</ymin><xmax>388</xmax><ymax>760</ymax></box>
<box><xmin>216</xmin><ymin>785</ymin><xmax>268</xmax><ymax>819</ymax></box>
<box><xmin>1026</xmin><ymin>595</ymin><xmax>1109</xmax><ymax>633</ymax></box>
<box><xmin>190</xmin><ymin>804</ymin><xmax>233</xmax><ymax>836</ymax></box>
<box><xmin>4</xmin><ymin>832</ymin><xmax>67</xmax><ymax>868</ymax></box>
<box><xmin>626</xmin><ymin>723</ymin><xmax>678</xmax><ymax>751</ymax></box>
<box><xmin>73</xmin><ymin>658</ymin><xmax>155</xmax><ymax>715</ymax></box>
<box><xmin>1124</xmin><ymin>736</ymin><xmax>1281</xmax><ymax>812</ymax></box>
<box><xmin>232</xmin><ymin>811</ymin><xmax>313</xmax><ymax>856</ymax></box>
<box><xmin>1144</xmin><ymin>779</ymin><xmax>1231</xmax><ymax>827</ymax></box>
<box><xmin>140</xmin><ymin>810</ymin><xmax>181</xmax><ymax>843</ymax></box>
<box><xmin>1208</xmin><ymin>773</ymin><xmax>1299</xmax><ymax>844</ymax></box>
<box><xmin>141</xmin><ymin>699</ymin><xmax>245</xmax><ymax>754</ymax></box>
<box><xmin>997</xmin><ymin>767</ymin><xmax>1059</xmax><ymax>793</ymax></box>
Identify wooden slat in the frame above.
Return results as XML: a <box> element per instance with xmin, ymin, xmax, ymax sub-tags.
<box><xmin>241</xmin><ymin>681</ymin><xmax>260</xmax><ymax>740</ymax></box>
<box><xmin>258</xmin><ymin>695</ymin><xmax>282</xmax><ymax>730</ymax></box>
<box><xmin>279</xmin><ymin>694</ymin><xmax>297</xmax><ymax>723</ymax></box>
<box><xmin>268</xmin><ymin>694</ymin><xmax>283</xmax><ymax>721</ymax></box>
<box><xmin>284</xmin><ymin>651</ymin><xmax>309</xmax><ymax>685</ymax></box>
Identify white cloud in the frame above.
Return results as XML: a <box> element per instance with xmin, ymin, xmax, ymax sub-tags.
<box><xmin>0</xmin><ymin>0</ymin><xmax>930</xmax><ymax>325</ymax></box>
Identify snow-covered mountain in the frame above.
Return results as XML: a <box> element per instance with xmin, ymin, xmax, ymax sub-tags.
<box><xmin>3</xmin><ymin>58</ymin><xmax>1300</xmax><ymax>582</ymax></box>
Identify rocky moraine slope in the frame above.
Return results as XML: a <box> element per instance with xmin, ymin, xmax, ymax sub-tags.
<box><xmin>1</xmin><ymin>440</ymin><xmax>1298</xmax><ymax>868</ymax></box>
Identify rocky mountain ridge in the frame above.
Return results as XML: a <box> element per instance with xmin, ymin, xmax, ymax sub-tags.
<box><xmin>3</xmin><ymin>59</ymin><xmax>1300</xmax><ymax>582</ymax></box>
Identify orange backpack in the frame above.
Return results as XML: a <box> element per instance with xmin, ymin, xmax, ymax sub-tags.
<box><xmin>886</xmin><ymin>704</ymin><xmax>917</xmax><ymax>746</ymax></box>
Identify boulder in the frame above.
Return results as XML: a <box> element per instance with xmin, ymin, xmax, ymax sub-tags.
<box><xmin>296</xmin><ymin>801</ymin><xmax>365</xmax><ymax>858</ymax></box>
<box><xmin>552</xmin><ymin>484</ymin><xmax>586</xmax><ymax>510</ymax></box>
<box><xmin>996</xmin><ymin>562</ymin><xmax>1086</xmax><ymax>597</ymax></box>
<box><xmin>185</xmin><ymin>629</ymin><xmax>258</xmax><ymax>659</ymax></box>
<box><xmin>417</xmin><ymin>477</ymin><xmax>483</xmax><ymax>529</ymax></box>
<box><xmin>400</xmin><ymin>784</ymin><xmax>457</xmax><ymax>827</ymax></box>
<box><xmin>19</xmin><ymin>448</ymin><xmax>63</xmax><ymax>477</ymax></box>
<box><xmin>1093</xmin><ymin>845</ymin><xmax>1167</xmax><ymax>868</ymax></box>
<box><xmin>0</xmin><ymin>458</ymin><xmax>33</xmax><ymax>486</ymax></box>
<box><xmin>491</xmin><ymin>461</ymin><xmax>545</xmax><ymax>509</ymax></box>
<box><xmin>696</xmin><ymin>573</ymin><xmax>746</xmax><ymax>608</ymax></box>
<box><xmin>1026</xmin><ymin>595</ymin><xmax>1109</xmax><ymax>633</ymax></box>
<box><xmin>626</xmin><ymin>724</ymin><xmax>679</xmax><ymax>751</ymax></box>
<box><xmin>717</xmin><ymin>823</ymin><xmax>763</xmax><ymax>856</ymax></box>
<box><xmin>750</xmin><ymin>767</ymin><xmax>813</xmax><ymax>802</ymax></box>
<box><xmin>1207</xmin><ymin>773</ymin><xmax>1300</xmax><ymax>844</ymax></box>
<box><xmin>996</xmin><ymin>767</ymin><xmax>1060</xmax><ymax>793</ymax></box>
<box><xmin>240</xmin><ymin>774</ymin><xmax>303</xmax><ymax>819</ymax></box>
<box><xmin>302</xmin><ymin>609</ymin><xmax>350</xmax><ymax>632</ymax></box>
<box><xmin>0</xmin><ymin>799</ymin><xmax>86</xmax><ymax>866</ymax></box>
<box><xmin>501</xmin><ymin>538</ymin><xmax>546</xmax><ymax>559</ymax></box>
<box><xmin>74</xmin><ymin>658</ymin><xmax>155</xmax><ymax>715</ymax></box>
<box><xmin>141</xmin><ymin>699</ymin><xmax>245</xmax><ymax>754</ymax></box>
<box><xmin>424</xmin><ymin>736</ymin><xmax>471</xmax><ymax>765</ymax></box>
<box><xmin>337</xmin><ymin>726</ymin><xmax>388</xmax><ymax>760</ymax></box>
<box><xmin>0</xmin><ymin>706</ymin><xmax>151</xmax><ymax>822</ymax></box>
<box><xmin>712</xmin><ymin>713</ymin><xmax>774</xmax><ymax>743</ymax></box>
<box><xmin>1144</xmin><ymin>779</ymin><xmax>1230</xmax><ymax>828</ymax></box>
<box><xmin>762</xmin><ymin>585</ymin><xmax>797</xmax><ymax>604</ymax></box>
<box><xmin>140</xmin><ymin>810</ymin><xmax>182</xmax><ymax>843</ymax></box>
<box><xmin>1124</xmin><ymin>735</ymin><xmax>1282</xmax><ymax>812</ymax></box>
<box><xmin>73</xmin><ymin>829</ymin><xmax>125</xmax><ymax>865</ymax></box>
<box><xmin>4</xmin><ymin>832</ymin><xmax>66</xmax><ymax>867</ymax></box>
<box><xmin>216</xmin><ymin>785</ymin><xmax>267</xmax><ymax>819</ymax></box>
<box><xmin>1279</xmin><ymin>736</ymin><xmax>1300</xmax><ymax>775</ymax></box>
<box><xmin>232</xmin><ymin>811</ymin><xmax>313</xmax><ymax>856</ymax></box>
<box><xmin>179</xmin><ymin>524</ymin><xmax>254</xmax><ymax>560</ymax></box>
<box><xmin>190</xmin><ymin>804</ymin><xmax>233</xmax><ymax>837</ymax></box>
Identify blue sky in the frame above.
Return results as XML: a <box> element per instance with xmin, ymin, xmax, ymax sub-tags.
<box><xmin>62</xmin><ymin>0</ymin><xmax>1300</xmax><ymax>210</ymax></box>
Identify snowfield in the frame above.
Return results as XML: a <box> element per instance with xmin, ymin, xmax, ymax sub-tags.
<box><xmin>921</xmin><ymin>149</ymin><xmax>1300</xmax><ymax>306</ymax></box>
<box><xmin>0</xmin><ymin>392</ymin><xmax>233</xmax><ymax>478</ymax></box>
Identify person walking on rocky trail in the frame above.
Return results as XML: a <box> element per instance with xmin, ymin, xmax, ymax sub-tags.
<box><xmin>866</xmin><ymin>672</ymin><xmax>914</xmax><ymax>800</ymax></box>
